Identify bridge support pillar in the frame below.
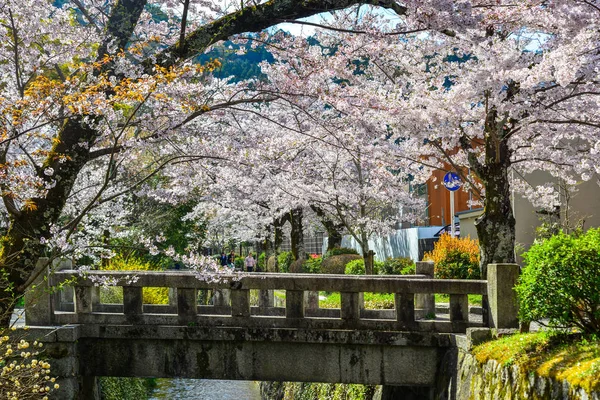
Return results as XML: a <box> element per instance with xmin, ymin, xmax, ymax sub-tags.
<box><xmin>380</xmin><ymin>385</ymin><xmax>434</xmax><ymax>400</ymax></box>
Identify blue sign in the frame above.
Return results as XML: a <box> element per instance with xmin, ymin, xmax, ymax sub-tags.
<box><xmin>443</xmin><ymin>172</ymin><xmax>462</xmax><ymax>191</ymax></box>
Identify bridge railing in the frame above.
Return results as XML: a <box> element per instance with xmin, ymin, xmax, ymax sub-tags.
<box><xmin>26</xmin><ymin>261</ymin><xmax>519</xmax><ymax>333</ymax></box>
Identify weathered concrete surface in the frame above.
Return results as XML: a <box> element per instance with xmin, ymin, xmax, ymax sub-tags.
<box><xmin>75</xmin><ymin>327</ymin><xmax>450</xmax><ymax>386</ymax></box>
<box><xmin>22</xmin><ymin>325</ymin><xmax>454</xmax><ymax>399</ymax></box>
<box><xmin>79</xmin><ymin>337</ymin><xmax>442</xmax><ymax>386</ymax></box>
<box><xmin>486</xmin><ymin>264</ymin><xmax>519</xmax><ymax>329</ymax></box>
<box><xmin>445</xmin><ymin>349</ymin><xmax>600</xmax><ymax>400</ymax></box>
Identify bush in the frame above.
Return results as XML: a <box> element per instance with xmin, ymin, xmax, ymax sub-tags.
<box><xmin>323</xmin><ymin>247</ymin><xmax>359</xmax><ymax>259</ymax></box>
<box><xmin>257</xmin><ymin>252</ymin><xmax>266</xmax><ymax>271</ymax></box>
<box><xmin>277</xmin><ymin>251</ymin><xmax>295</xmax><ymax>273</ymax></box>
<box><xmin>303</xmin><ymin>254</ymin><xmax>322</xmax><ymax>273</ymax></box>
<box><xmin>320</xmin><ymin>254</ymin><xmax>362</xmax><ymax>274</ymax></box>
<box><xmin>344</xmin><ymin>259</ymin><xmax>383</xmax><ymax>275</ymax></box>
<box><xmin>516</xmin><ymin>229</ymin><xmax>600</xmax><ymax>333</ymax></box>
<box><xmin>423</xmin><ymin>234</ymin><xmax>480</xmax><ymax>279</ymax></box>
<box><xmin>380</xmin><ymin>257</ymin><xmax>415</xmax><ymax>275</ymax></box>
<box><xmin>234</xmin><ymin>256</ymin><xmax>244</xmax><ymax>270</ymax></box>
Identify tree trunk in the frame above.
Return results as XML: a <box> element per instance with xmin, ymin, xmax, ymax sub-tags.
<box><xmin>290</xmin><ymin>208</ymin><xmax>305</xmax><ymax>261</ymax></box>
<box><xmin>272</xmin><ymin>214</ymin><xmax>289</xmax><ymax>273</ymax></box>
<box><xmin>471</xmin><ymin>107</ymin><xmax>516</xmax><ymax>278</ymax></box>
<box><xmin>311</xmin><ymin>205</ymin><xmax>343</xmax><ymax>251</ymax></box>
<box><xmin>360</xmin><ymin>231</ymin><xmax>374</xmax><ymax>275</ymax></box>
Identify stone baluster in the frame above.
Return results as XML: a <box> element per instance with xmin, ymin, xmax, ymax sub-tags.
<box><xmin>123</xmin><ymin>287</ymin><xmax>143</xmax><ymax>323</ymax></box>
<box><xmin>395</xmin><ymin>293</ymin><xmax>415</xmax><ymax>328</ymax></box>
<box><xmin>75</xmin><ymin>286</ymin><xmax>93</xmax><ymax>315</ymax></box>
<box><xmin>340</xmin><ymin>292</ymin><xmax>360</xmax><ymax>323</ymax></box>
<box><xmin>231</xmin><ymin>289</ymin><xmax>250</xmax><ymax>317</ymax></box>
<box><xmin>177</xmin><ymin>288</ymin><xmax>197</xmax><ymax>325</ymax></box>
<box><xmin>168</xmin><ymin>288</ymin><xmax>178</xmax><ymax>313</ymax></box>
<box><xmin>286</xmin><ymin>290</ymin><xmax>304</xmax><ymax>319</ymax></box>
<box><xmin>449</xmin><ymin>294</ymin><xmax>469</xmax><ymax>331</ymax></box>
<box><xmin>259</xmin><ymin>290</ymin><xmax>274</xmax><ymax>310</ymax></box>
<box><xmin>415</xmin><ymin>261</ymin><xmax>435</xmax><ymax>318</ymax></box>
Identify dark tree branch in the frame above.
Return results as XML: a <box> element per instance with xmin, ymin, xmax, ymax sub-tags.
<box><xmin>148</xmin><ymin>0</ymin><xmax>407</xmax><ymax>70</ymax></box>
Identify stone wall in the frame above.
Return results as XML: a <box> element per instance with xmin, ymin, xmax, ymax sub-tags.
<box><xmin>446</xmin><ymin>349</ymin><xmax>600</xmax><ymax>400</ymax></box>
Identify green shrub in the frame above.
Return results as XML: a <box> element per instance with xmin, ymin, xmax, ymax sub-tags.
<box><xmin>516</xmin><ymin>229</ymin><xmax>600</xmax><ymax>333</ymax></box>
<box><xmin>277</xmin><ymin>251</ymin><xmax>295</xmax><ymax>273</ymax></box>
<box><xmin>344</xmin><ymin>259</ymin><xmax>383</xmax><ymax>275</ymax></box>
<box><xmin>258</xmin><ymin>252</ymin><xmax>266</xmax><ymax>271</ymax></box>
<box><xmin>320</xmin><ymin>254</ymin><xmax>362</xmax><ymax>274</ymax></box>
<box><xmin>380</xmin><ymin>257</ymin><xmax>415</xmax><ymax>275</ymax></box>
<box><xmin>234</xmin><ymin>256</ymin><xmax>244</xmax><ymax>269</ymax></box>
<box><xmin>303</xmin><ymin>254</ymin><xmax>322</xmax><ymax>273</ymax></box>
<box><xmin>324</xmin><ymin>247</ymin><xmax>359</xmax><ymax>259</ymax></box>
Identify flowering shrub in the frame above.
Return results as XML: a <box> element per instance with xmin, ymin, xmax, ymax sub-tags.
<box><xmin>0</xmin><ymin>328</ymin><xmax>57</xmax><ymax>400</ymax></box>
<box><xmin>423</xmin><ymin>234</ymin><xmax>480</xmax><ymax>279</ymax></box>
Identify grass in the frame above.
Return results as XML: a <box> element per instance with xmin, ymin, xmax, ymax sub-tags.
<box><xmin>473</xmin><ymin>331</ymin><xmax>600</xmax><ymax>393</ymax></box>
<box><xmin>436</xmin><ymin>294</ymin><xmax>482</xmax><ymax>306</ymax></box>
<box><xmin>318</xmin><ymin>292</ymin><xmax>483</xmax><ymax>309</ymax></box>
<box><xmin>319</xmin><ymin>292</ymin><xmax>395</xmax><ymax>309</ymax></box>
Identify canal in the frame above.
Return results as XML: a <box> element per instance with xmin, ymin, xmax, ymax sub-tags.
<box><xmin>149</xmin><ymin>379</ymin><xmax>261</xmax><ymax>399</ymax></box>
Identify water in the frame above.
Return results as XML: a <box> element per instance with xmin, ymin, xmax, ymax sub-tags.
<box><xmin>149</xmin><ymin>379</ymin><xmax>262</xmax><ymax>400</ymax></box>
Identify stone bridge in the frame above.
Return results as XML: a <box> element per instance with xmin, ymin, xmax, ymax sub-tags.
<box><xmin>22</xmin><ymin>261</ymin><xmax>520</xmax><ymax>399</ymax></box>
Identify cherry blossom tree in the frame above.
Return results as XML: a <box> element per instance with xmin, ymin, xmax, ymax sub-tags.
<box><xmin>259</xmin><ymin>1</ymin><xmax>600</xmax><ymax>272</ymax></box>
<box><xmin>0</xmin><ymin>0</ymin><xmax>407</xmax><ymax>324</ymax></box>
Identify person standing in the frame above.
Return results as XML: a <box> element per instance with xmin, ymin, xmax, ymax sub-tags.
<box><xmin>244</xmin><ymin>253</ymin><xmax>256</xmax><ymax>272</ymax></box>
<box><xmin>227</xmin><ymin>251</ymin><xmax>236</xmax><ymax>269</ymax></box>
<box><xmin>220</xmin><ymin>252</ymin><xmax>228</xmax><ymax>267</ymax></box>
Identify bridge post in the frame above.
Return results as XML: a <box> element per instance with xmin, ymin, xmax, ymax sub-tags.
<box><xmin>415</xmin><ymin>261</ymin><xmax>435</xmax><ymax>319</ymax></box>
<box><xmin>25</xmin><ymin>258</ymin><xmax>53</xmax><ymax>326</ymax></box>
<box><xmin>53</xmin><ymin>258</ymin><xmax>75</xmax><ymax>312</ymax></box>
<box><xmin>486</xmin><ymin>263</ymin><xmax>520</xmax><ymax>329</ymax></box>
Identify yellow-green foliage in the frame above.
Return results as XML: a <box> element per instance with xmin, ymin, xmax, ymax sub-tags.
<box><xmin>101</xmin><ymin>255</ymin><xmax>169</xmax><ymax>305</ymax></box>
<box><xmin>473</xmin><ymin>332</ymin><xmax>600</xmax><ymax>393</ymax></box>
